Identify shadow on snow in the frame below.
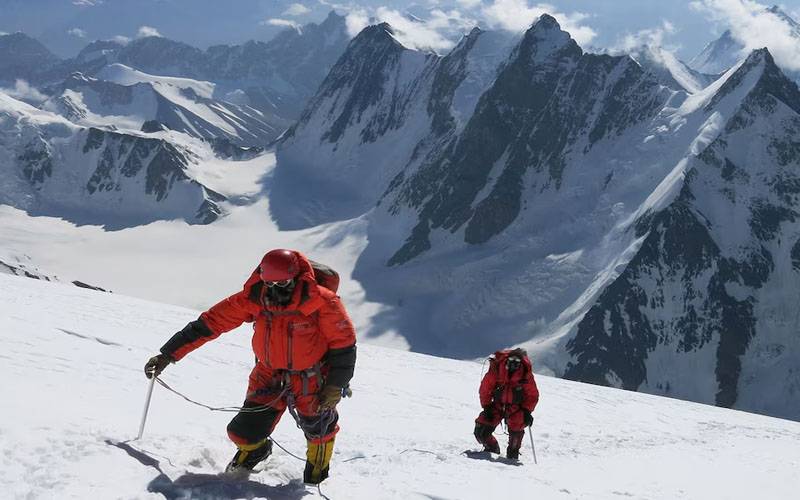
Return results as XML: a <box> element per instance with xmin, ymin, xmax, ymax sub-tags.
<box><xmin>106</xmin><ymin>439</ymin><xmax>312</xmax><ymax>500</ymax></box>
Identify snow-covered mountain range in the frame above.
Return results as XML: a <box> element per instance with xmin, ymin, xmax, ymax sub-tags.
<box><xmin>689</xmin><ymin>5</ymin><xmax>800</xmax><ymax>78</ymax></box>
<box><xmin>0</xmin><ymin>11</ymin><xmax>350</xmax><ymax>136</ymax></box>
<box><xmin>0</xmin><ymin>91</ymin><xmax>226</xmax><ymax>227</ymax></box>
<box><xmin>3</xmin><ymin>272</ymin><xmax>799</xmax><ymax>499</ymax></box>
<box><xmin>275</xmin><ymin>15</ymin><xmax>800</xmax><ymax>420</ymax></box>
<box><xmin>43</xmin><ymin>66</ymin><xmax>280</xmax><ymax>146</ymax></box>
<box><xmin>3</xmin><ymin>5</ymin><xmax>800</xmax><ymax>424</ymax></box>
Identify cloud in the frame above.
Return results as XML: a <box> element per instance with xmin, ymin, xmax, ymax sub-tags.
<box><xmin>67</xmin><ymin>28</ymin><xmax>87</xmax><ymax>38</ymax></box>
<box><xmin>690</xmin><ymin>0</ymin><xmax>800</xmax><ymax>70</ymax></box>
<box><xmin>612</xmin><ymin>20</ymin><xmax>678</xmax><ymax>52</ymax></box>
<box><xmin>73</xmin><ymin>0</ymin><xmax>103</xmax><ymax>5</ymax></box>
<box><xmin>481</xmin><ymin>1</ymin><xmax>597</xmax><ymax>46</ymax></box>
<box><xmin>136</xmin><ymin>25</ymin><xmax>162</xmax><ymax>38</ymax></box>
<box><xmin>284</xmin><ymin>3</ymin><xmax>311</xmax><ymax>16</ymax></box>
<box><xmin>261</xmin><ymin>18</ymin><xmax>303</xmax><ymax>33</ymax></box>
<box><xmin>332</xmin><ymin>0</ymin><xmax>596</xmax><ymax>51</ymax></box>
<box><xmin>0</xmin><ymin>31</ymin><xmax>8</xmax><ymax>36</ymax></box>
<box><xmin>0</xmin><ymin>80</ymin><xmax>48</xmax><ymax>103</ymax></box>
<box><xmin>344</xmin><ymin>8</ymin><xmax>370</xmax><ymax>37</ymax></box>
<box><xmin>111</xmin><ymin>35</ymin><xmax>131</xmax><ymax>45</ymax></box>
<box><xmin>372</xmin><ymin>7</ymin><xmax>477</xmax><ymax>51</ymax></box>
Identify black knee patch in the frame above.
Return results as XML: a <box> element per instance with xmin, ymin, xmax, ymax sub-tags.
<box><xmin>227</xmin><ymin>403</ymin><xmax>281</xmax><ymax>444</ymax></box>
<box><xmin>474</xmin><ymin>422</ymin><xmax>493</xmax><ymax>442</ymax></box>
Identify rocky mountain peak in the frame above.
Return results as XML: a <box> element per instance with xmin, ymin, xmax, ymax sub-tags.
<box><xmin>0</xmin><ymin>32</ymin><xmax>60</xmax><ymax>78</ymax></box>
<box><xmin>766</xmin><ymin>4</ymin><xmax>800</xmax><ymax>28</ymax></box>
<box><xmin>356</xmin><ymin>22</ymin><xmax>402</xmax><ymax>48</ymax></box>
<box><xmin>707</xmin><ymin>47</ymin><xmax>800</xmax><ymax>114</ymax></box>
<box><xmin>515</xmin><ymin>14</ymin><xmax>581</xmax><ymax>64</ymax></box>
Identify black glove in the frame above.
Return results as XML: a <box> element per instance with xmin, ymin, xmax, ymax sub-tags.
<box><xmin>144</xmin><ymin>353</ymin><xmax>172</xmax><ymax>379</ymax></box>
<box><xmin>481</xmin><ymin>406</ymin><xmax>494</xmax><ymax>421</ymax></box>
<box><xmin>523</xmin><ymin>410</ymin><xmax>534</xmax><ymax>427</ymax></box>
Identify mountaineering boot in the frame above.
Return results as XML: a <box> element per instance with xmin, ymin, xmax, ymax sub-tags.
<box><xmin>304</xmin><ymin>437</ymin><xmax>335</xmax><ymax>484</ymax></box>
<box><xmin>225</xmin><ymin>438</ymin><xmax>273</xmax><ymax>474</ymax></box>
<box><xmin>507</xmin><ymin>430</ymin><xmax>524</xmax><ymax>460</ymax></box>
<box><xmin>483</xmin><ymin>438</ymin><xmax>501</xmax><ymax>454</ymax></box>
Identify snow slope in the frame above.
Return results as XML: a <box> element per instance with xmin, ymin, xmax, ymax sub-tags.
<box><xmin>0</xmin><ymin>150</ymin><xmax>406</xmax><ymax>350</ymax></box>
<box><xmin>2</xmin><ymin>273</ymin><xmax>799</xmax><ymax>499</ymax></box>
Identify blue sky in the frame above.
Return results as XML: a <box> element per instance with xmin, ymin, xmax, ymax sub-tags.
<box><xmin>1</xmin><ymin>0</ymin><xmax>799</xmax><ymax>61</ymax></box>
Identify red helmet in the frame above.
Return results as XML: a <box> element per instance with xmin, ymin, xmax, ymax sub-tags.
<box><xmin>259</xmin><ymin>249</ymin><xmax>300</xmax><ymax>282</ymax></box>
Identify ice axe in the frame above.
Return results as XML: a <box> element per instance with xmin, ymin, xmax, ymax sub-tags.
<box><xmin>136</xmin><ymin>374</ymin><xmax>157</xmax><ymax>440</ymax></box>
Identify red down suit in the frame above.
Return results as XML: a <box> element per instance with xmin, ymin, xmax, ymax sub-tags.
<box><xmin>477</xmin><ymin>350</ymin><xmax>539</xmax><ymax>432</ymax></box>
<box><xmin>159</xmin><ymin>251</ymin><xmax>356</xmax><ymax>444</ymax></box>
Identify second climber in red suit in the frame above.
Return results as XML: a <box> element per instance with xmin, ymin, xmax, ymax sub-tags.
<box><xmin>474</xmin><ymin>348</ymin><xmax>540</xmax><ymax>460</ymax></box>
<box><xmin>144</xmin><ymin>249</ymin><xmax>357</xmax><ymax>484</ymax></box>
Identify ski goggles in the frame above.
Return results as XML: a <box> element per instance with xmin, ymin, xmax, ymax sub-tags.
<box><xmin>265</xmin><ymin>278</ymin><xmax>294</xmax><ymax>288</ymax></box>
<box><xmin>506</xmin><ymin>357</ymin><xmax>522</xmax><ymax>370</ymax></box>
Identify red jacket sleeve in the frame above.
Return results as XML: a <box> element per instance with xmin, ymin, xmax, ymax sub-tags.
<box><xmin>318</xmin><ymin>295</ymin><xmax>356</xmax><ymax>350</ymax></box>
<box><xmin>161</xmin><ymin>289</ymin><xmax>257</xmax><ymax>361</ymax></box>
<box><xmin>479</xmin><ymin>368</ymin><xmax>497</xmax><ymax>408</ymax></box>
<box><xmin>523</xmin><ymin>372</ymin><xmax>540</xmax><ymax>412</ymax></box>
<box><xmin>317</xmin><ymin>294</ymin><xmax>357</xmax><ymax>388</ymax></box>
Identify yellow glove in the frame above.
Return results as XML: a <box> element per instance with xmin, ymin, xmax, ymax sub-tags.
<box><xmin>318</xmin><ymin>385</ymin><xmax>342</xmax><ymax>410</ymax></box>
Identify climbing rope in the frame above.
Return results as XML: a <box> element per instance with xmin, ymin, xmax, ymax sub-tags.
<box><xmin>155</xmin><ymin>377</ymin><xmax>287</xmax><ymax>413</ymax></box>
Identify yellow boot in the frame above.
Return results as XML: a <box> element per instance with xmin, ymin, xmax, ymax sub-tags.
<box><xmin>304</xmin><ymin>437</ymin><xmax>335</xmax><ymax>484</ymax></box>
<box><xmin>225</xmin><ymin>438</ymin><xmax>272</xmax><ymax>474</ymax></box>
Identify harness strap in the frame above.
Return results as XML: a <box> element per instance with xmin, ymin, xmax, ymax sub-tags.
<box><xmin>279</xmin><ymin>363</ymin><xmax>324</xmax><ymax>396</ymax></box>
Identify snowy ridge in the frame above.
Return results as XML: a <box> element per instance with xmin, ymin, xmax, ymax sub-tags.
<box><xmin>0</xmin><ymin>90</ymin><xmax>228</xmax><ymax>227</ymax></box>
<box><xmin>628</xmin><ymin>44</ymin><xmax>715</xmax><ymax>93</ymax></box>
<box><xmin>563</xmin><ymin>49</ymin><xmax>800</xmax><ymax>419</ymax></box>
<box><xmin>2</xmin><ymin>273</ymin><xmax>800</xmax><ymax>499</ymax></box>
<box><xmin>274</xmin><ymin>23</ymin><xmax>517</xmax><ymax>229</ymax></box>
<box><xmin>0</xmin><ymin>12</ymin><xmax>350</xmax><ymax>139</ymax></box>
<box><xmin>43</xmin><ymin>67</ymin><xmax>280</xmax><ymax>146</ymax></box>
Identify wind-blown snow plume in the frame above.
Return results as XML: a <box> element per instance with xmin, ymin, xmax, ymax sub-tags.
<box><xmin>691</xmin><ymin>0</ymin><xmax>800</xmax><ymax>70</ymax></box>
<box><xmin>373</xmin><ymin>7</ymin><xmax>477</xmax><ymax>51</ymax></box>
<box><xmin>0</xmin><ymin>80</ymin><xmax>47</xmax><ymax>103</ymax></box>
<box><xmin>136</xmin><ymin>25</ymin><xmax>162</xmax><ymax>38</ymax></box>
<box><xmin>262</xmin><ymin>18</ymin><xmax>303</xmax><ymax>33</ymax></box>
<box><xmin>482</xmin><ymin>0</ymin><xmax>597</xmax><ymax>45</ymax></box>
<box><xmin>340</xmin><ymin>6</ymin><xmax>477</xmax><ymax>51</ymax></box>
<box><xmin>613</xmin><ymin>20</ymin><xmax>678</xmax><ymax>52</ymax></box>
<box><xmin>338</xmin><ymin>1</ymin><xmax>595</xmax><ymax>50</ymax></box>
<box><xmin>344</xmin><ymin>8</ymin><xmax>371</xmax><ymax>37</ymax></box>
<box><xmin>67</xmin><ymin>28</ymin><xmax>87</xmax><ymax>38</ymax></box>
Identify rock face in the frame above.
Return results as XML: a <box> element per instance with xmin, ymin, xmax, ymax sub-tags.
<box><xmin>386</xmin><ymin>16</ymin><xmax>669</xmax><ymax>262</ymax></box>
<box><xmin>0</xmin><ymin>32</ymin><xmax>60</xmax><ymax>83</ymax></box>
<box><xmin>0</xmin><ymin>91</ymin><xmax>224</xmax><ymax>227</ymax></box>
<box><xmin>565</xmin><ymin>49</ymin><xmax>800</xmax><ymax>418</ymax></box>
<box><xmin>274</xmin><ymin>23</ymin><xmax>518</xmax><ymax>228</ymax></box>
<box><xmin>275</xmin><ymin>16</ymin><xmax>800</xmax><ymax>420</ymax></box>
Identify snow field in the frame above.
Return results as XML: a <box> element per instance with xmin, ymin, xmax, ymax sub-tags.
<box><xmin>2</xmin><ymin>273</ymin><xmax>799</xmax><ymax>499</ymax></box>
